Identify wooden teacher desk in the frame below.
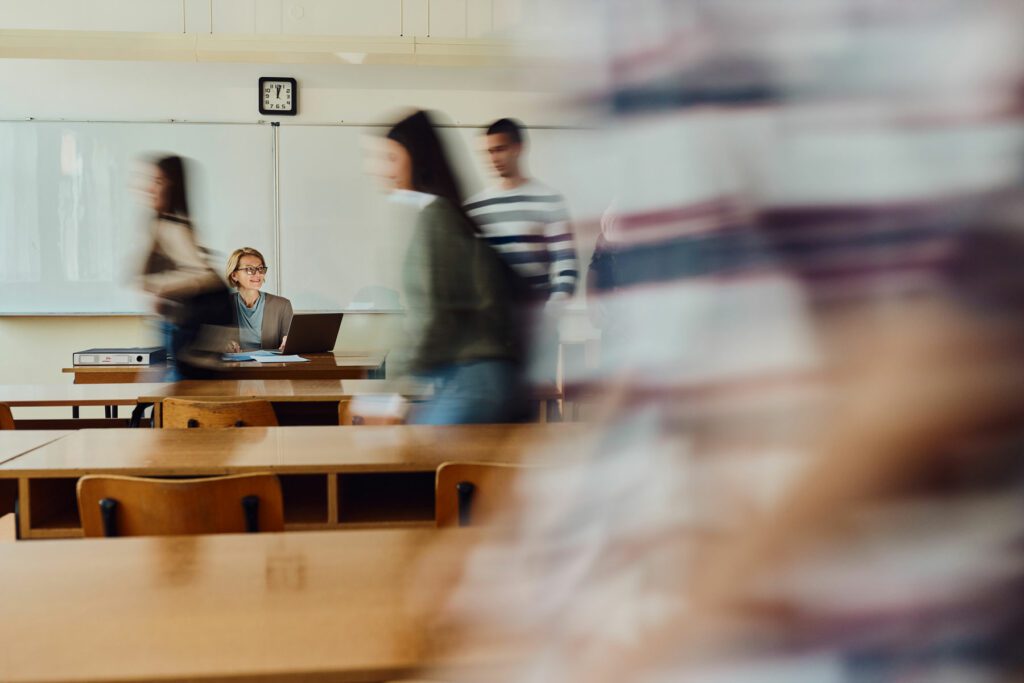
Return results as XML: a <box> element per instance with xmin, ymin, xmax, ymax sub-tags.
<box><xmin>62</xmin><ymin>351</ymin><xmax>388</xmax><ymax>384</ymax></box>
<box><xmin>0</xmin><ymin>423</ymin><xmax>586</xmax><ymax>539</ymax></box>
<box><xmin>0</xmin><ymin>528</ymin><xmax>480</xmax><ymax>683</ymax></box>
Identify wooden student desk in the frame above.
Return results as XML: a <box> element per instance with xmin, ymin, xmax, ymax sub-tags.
<box><xmin>2</xmin><ymin>379</ymin><xmax>562</xmax><ymax>428</ymax></box>
<box><xmin>0</xmin><ymin>430</ymin><xmax>73</xmax><ymax>466</ymax></box>
<box><xmin>0</xmin><ymin>431</ymin><xmax>73</xmax><ymax>517</ymax></box>
<box><xmin>0</xmin><ymin>423</ymin><xmax>586</xmax><ymax>539</ymax></box>
<box><xmin>0</xmin><ymin>383</ymin><xmax>170</xmax><ymax>426</ymax></box>
<box><xmin>140</xmin><ymin>379</ymin><xmax>431</xmax><ymax>427</ymax></box>
<box><xmin>62</xmin><ymin>351</ymin><xmax>388</xmax><ymax>384</ymax></box>
<box><xmin>140</xmin><ymin>379</ymin><xmax>562</xmax><ymax>426</ymax></box>
<box><xmin>0</xmin><ymin>379</ymin><xmax>426</xmax><ymax>429</ymax></box>
<box><xmin>0</xmin><ymin>528</ymin><xmax>478</xmax><ymax>683</ymax></box>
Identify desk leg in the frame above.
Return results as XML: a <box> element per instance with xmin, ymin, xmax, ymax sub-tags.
<box><xmin>369</xmin><ymin>360</ymin><xmax>386</xmax><ymax>380</ymax></box>
<box><xmin>111</xmin><ymin>405</ymin><xmax>118</xmax><ymax>419</ymax></box>
<box><xmin>72</xmin><ymin>406</ymin><xmax>79</xmax><ymax>419</ymax></box>
<box><xmin>104</xmin><ymin>406</ymin><xmax>111</xmax><ymax>419</ymax></box>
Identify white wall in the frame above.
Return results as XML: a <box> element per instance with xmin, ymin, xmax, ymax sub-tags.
<box><xmin>0</xmin><ymin>0</ymin><xmax>525</xmax><ymax>38</ymax></box>
<box><xmin>0</xmin><ymin>60</ymin><xmax>561</xmax><ymax>125</ymax></box>
<box><xmin>0</xmin><ymin>55</ymin><xmax>589</xmax><ymax>393</ymax></box>
<box><xmin>0</xmin><ymin>0</ymin><xmax>601</xmax><ymax>395</ymax></box>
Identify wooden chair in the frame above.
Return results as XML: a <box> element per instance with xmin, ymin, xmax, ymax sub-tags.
<box><xmin>162</xmin><ymin>398</ymin><xmax>278</xmax><ymax>429</ymax></box>
<box><xmin>77</xmin><ymin>473</ymin><xmax>284</xmax><ymax>537</ymax></box>
<box><xmin>435</xmin><ymin>462</ymin><xmax>531</xmax><ymax>528</ymax></box>
<box><xmin>0</xmin><ymin>403</ymin><xmax>14</xmax><ymax>430</ymax></box>
<box><xmin>0</xmin><ymin>512</ymin><xmax>16</xmax><ymax>541</ymax></box>
<box><xmin>338</xmin><ymin>398</ymin><xmax>405</xmax><ymax>426</ymax></box>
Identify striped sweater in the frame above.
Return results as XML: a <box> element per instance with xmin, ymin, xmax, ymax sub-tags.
<box><xmin>465</xmin><ymin>180</ymin><xmax>578</xmax><ymax>300</ymax></box>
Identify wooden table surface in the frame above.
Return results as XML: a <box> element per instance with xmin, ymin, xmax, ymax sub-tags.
<box><xmin>0</xmin><ymin>380</ymin><xmax>423</xmax><ymax>408</ymax></box>
<box><xmin>62</xmin><ymin>352</ymin><xmax>387</xmax><ymax>384</ymax></box>
<box><xmin>0</xmin><ymin>424</ymin><xmax>584</xmax><ymax>477</ymax></box>
<box><xmin>0</xmin><ymin>384</ymin><xmax>171</xmax><ymax>408</ymax></box>
<box><xmin>0</xmin><ymin>431</ymin><xmax>73</xmax><ymax>466</ymax></box>
<box><xmin>0</xmin><ymin>528</ymin><xmax>472</xmax><ymax>683</ymax></box>
<box><xmin>139</xmin><ymin>379</ymin><xmax>429</xmax><ymax>404</ymax></box>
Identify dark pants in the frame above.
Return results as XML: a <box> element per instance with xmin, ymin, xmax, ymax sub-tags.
<box><xmin>172</xmin><ymin>287</ymin><xmax>233</xmax><ymax>379</ymax></box>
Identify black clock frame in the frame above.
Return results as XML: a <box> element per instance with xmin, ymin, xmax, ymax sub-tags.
<box><xmin>259</xmin><ymin>77</ymin><xmax>298</xmax><ymax>116</ymax></box>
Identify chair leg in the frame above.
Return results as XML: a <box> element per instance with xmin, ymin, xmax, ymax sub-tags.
<box><xmin>456</xmin><ymin>482</ymin><xmax>476</xmax><ymax>527</ymax></box>
<box><xmin>242</xmin><ymin>495</ymin><xmax>260</xmax><ymax>533</ymax></box>
<box><xmin>99</xmin><ymin>498</ymin><xmax>118</xmax><ymax>537</ymax></box>
<box><xmin>129</xmin><ymin>403</ymin><xmax>151</xmax><ymax>428</ymax></box>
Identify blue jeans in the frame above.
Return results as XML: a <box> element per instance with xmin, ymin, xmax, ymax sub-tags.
<box><xmin>157</xmin><ymin>320</ymin><xmax>182</xmax><ymax>382</ymax></box>
<box><xmin>411</xmin><ymin>360</ymin><xmax>525</xmax><ymax>425</ymax></box>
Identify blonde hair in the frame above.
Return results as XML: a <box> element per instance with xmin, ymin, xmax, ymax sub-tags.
<box><xmin>225</xmin><ymin>247</ymin><xmax>267</xmax><ymax>289</ymax></box>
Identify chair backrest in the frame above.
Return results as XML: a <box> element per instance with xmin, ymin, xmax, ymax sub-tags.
<box><xmin>0</xmin><ymin>403</ymin><xmax>14</xmax><ymax>430</ymax></box>
<box><xmin>435</xmin><ymin>462</ymin><xmax>531</xmax><ymax>528</ymax></box>
<box><xmin>162</xmin><ymin>398</ymin><xmax>278</xmax><ymax>429</ymax></box>
<box><xmin>77</xmin><ymin>473</ymin><xmax>285</xmax><ymax>537</ymax></box>
<box><xmin>0</xmin><ymin>512</ymin><xmax>16</xmax><ymax>541</ymax></box>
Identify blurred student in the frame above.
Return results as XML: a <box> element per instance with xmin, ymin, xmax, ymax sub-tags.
<box><xmin>138</xmin><ymin>155</ymin><xmax>231</xmax><ymax>378</ymax></box>
<box><xmin>376</xmin><ymin>110</ymin><xmax>526</xmax><ymax>424</ymax></box>
<box><xmin>224</xmin><ymin>247</ymin><xmax>293</xmax><ymax>352</ymax></box>
<box><xmin>465</xmin><ymin>118</ymin><xmax>578</xmax><ymax>384</ymax></box>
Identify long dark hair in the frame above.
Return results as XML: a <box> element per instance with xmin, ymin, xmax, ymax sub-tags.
<box><xmin>386</xmin><ymin>110</ymin><xmax>477</xmax><ymax>234</ymax></box>
<box><xmin>153</xmin><ymin>155</ymin><xmax>190</xmax><ymax>220</ymax></box>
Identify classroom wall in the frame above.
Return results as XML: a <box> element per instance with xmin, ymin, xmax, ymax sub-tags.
<box><xmin>0</xmin><ymin>55</ymin><xmax>591</xmax><ymax>391</ymax></box>
<box><xmin>0</xmin><ymin>0</ymin><xmax>525</xmax><ymax>38</ymax></box>
<box><xmin>0</xmin><ymin>0</ymin><xmax>602</xmax><ymax>391</ymax></box>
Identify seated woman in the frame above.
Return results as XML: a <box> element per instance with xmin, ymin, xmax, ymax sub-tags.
<box><xmin>224</xmin><ymin>247</ymin><xmax>293</xmax><ymax>352</ymax></box>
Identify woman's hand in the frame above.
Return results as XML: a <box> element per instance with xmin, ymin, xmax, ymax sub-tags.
<box><xmin>278</xmin><ymin>336</ymin><xmax>288</xmax><ymax>352</ymax></box>
<box><xmin>226</xmin><ymin>340</ymin><xmax>241</xmax><ymax>353</ymax></box>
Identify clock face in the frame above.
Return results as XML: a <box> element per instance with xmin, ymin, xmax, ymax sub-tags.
<box><xmin>259</xmin><ymin>77</ymin><xmax>297</xmax><ymax>115</ymax></box>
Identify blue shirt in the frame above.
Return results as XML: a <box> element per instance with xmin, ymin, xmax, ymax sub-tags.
<box><xmin>234</xmin><ymin>291</ymin><xmax>265</xmax><ymax>350</ymax></box>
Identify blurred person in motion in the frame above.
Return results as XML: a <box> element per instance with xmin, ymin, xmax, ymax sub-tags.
<box><xmin>466</xmin><ymin>118</ymin><xmax>578</xmax><ymax>390</ymax></box>
<box><xmin>138</xmin><ymin>155</ymin><xmax>232</xmax><ymax>379</ymax></box>
<box><xmin>374</xmin><ymin>110</ymin><xmax>527</xmax><ymax>424</ymax></box>
<box><xmin>407</xmin><ymin>1</ymin><xmax>1024</xmax><ymax>682</ymax></box>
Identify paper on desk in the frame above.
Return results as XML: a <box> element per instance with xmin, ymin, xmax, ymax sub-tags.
<box><xmin>222</xmin><ymin>350</ymin><xmax>278</xmax><ymax>361</ymax></box>
<box><xmin>252</xmin><ymin>354</ymin><xmax>309</xmax><ymax>363</ymax></box>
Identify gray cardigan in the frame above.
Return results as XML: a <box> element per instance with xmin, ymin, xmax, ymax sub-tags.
<box><xmin>231</xmin><ymin>292</ymin><xmax>293</xmax><ymax>350</ymax></box>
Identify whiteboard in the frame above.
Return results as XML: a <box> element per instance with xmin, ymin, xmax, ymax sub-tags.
<box><xmin>278</xmin><ymin>124</ymin><xmax>611</xmax><ymax>311</ymax></box>
<box><xmin>0</xmin><ymin>121</ymin><xmax>609</xmax><ymax>314</ymax></box>
<box><xmin>0</xmin><ymin>121</ymin><xmax>276</xmax><ymax>314</ymax></box>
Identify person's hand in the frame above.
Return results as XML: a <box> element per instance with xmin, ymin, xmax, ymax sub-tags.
<box><xmin>226</xmin><ymin>340</ymin><xmax>241</xmax><ymax>353</ymax></box>
<box><xmin>278</xmin><ymin>336</ymin><xmax>288</xmax><ymax>352</ymax></box>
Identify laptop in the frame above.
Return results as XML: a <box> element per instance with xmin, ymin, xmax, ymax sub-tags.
<box><xmin>268</xmin><ymin>313</ymin><xmax>343</xmax><ymax>355</ymax></box>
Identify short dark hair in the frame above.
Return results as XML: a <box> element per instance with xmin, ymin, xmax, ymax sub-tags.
<box><xmin>485</xmin><ymin>118</ymin><xmax>525</xmax><ymax>145</ymax></box>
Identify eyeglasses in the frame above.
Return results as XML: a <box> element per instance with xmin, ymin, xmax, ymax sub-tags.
<box><xmin>235</xmin><ymin>266</ymin><xmax>269</xmax><ymax>276</ymax></box>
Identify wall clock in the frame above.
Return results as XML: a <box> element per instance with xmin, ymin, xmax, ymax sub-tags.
<box><xmin>259</xmin><ymin>77</ymin><xmax>297</xmax><ymax>116</ymax></box>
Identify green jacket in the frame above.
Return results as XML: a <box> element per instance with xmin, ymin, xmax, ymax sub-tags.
<box><xmin>402</xmin><ymin>197</ymin><xmax>521</xmax><ymax>373</ymax></box>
